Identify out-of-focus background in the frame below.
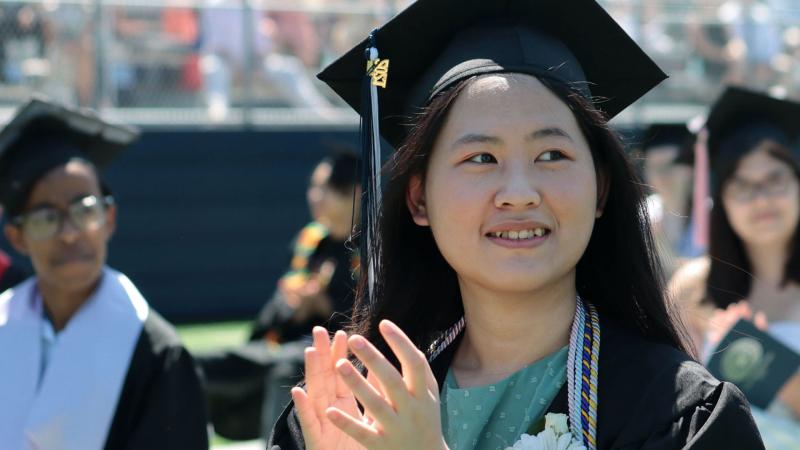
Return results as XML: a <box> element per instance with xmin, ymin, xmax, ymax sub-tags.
<box><xmin>1</xmin><ymin>1</ymin><xmax>799</xmax><ymax>447</ymax></box>
<box><xmin>0</xmin><ymin>0</ymin><xmax>797</xmax><ymax>322</ymax></box>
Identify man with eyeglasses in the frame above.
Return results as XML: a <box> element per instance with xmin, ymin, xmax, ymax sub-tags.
<box><xmin>0</xmin><ymin>98</ymin><xmax>208</xmax><ymax>449</ymax></box>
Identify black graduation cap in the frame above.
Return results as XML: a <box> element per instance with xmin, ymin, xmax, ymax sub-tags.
<box><xmin>318</xmin><ymin>0</ymin><xmax>667</xmax><ymax>149</ymax></box>
<box><xmin>0</xmin><ymin>97</ymin><xmax>139</xmax><ymax>216</ymax></box>
<box><xmin>705</xmin><ymin>86</ymin><xmax>800</xmax><ymax>172</ymax></box>
<box><xmin>640</xmin><ymin>123</ymin><xmax>695</xmax><ymax>165</ymax></box>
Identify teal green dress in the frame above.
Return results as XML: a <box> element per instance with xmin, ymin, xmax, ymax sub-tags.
<box><xmin>440</xmin><ymin>347</ymin><xmax>568</xmax><ymax>450</ymax></box>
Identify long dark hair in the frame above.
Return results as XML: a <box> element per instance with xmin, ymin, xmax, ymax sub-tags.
<box><xmin>349</xmin><ymin>74</ymin><xmax>692</xmax><ymax>364</ymax></box>
<box><xmin>706</xmin><ymin>141</ymin><xmax>800</xmax><ymax>308</ymax></box>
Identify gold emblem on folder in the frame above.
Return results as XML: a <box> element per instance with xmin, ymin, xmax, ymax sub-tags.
<box><xmin>367</xmin><ymin>59</ymin><xmax>389</xmax><ymax>88</ymax></box>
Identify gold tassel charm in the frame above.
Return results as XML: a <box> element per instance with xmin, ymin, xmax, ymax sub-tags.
<box><xmin>367</xmin><ymin>59</ymin><xmax>390</xmax><ymax>88</ymax></box>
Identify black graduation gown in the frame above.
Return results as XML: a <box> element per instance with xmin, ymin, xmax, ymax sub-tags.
<box><xmin>104</xmin><ymin>310</ymin><xmax>209</xmax><ymax>450</ymax></box>
<box><xmin>267</xmin><ymin>314</ymin><xmax>765</xmax><ymax>450</ymax></box>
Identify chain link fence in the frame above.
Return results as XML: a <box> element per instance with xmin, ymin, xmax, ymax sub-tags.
<box><xmin>0</xmin><ymin>0</ymin><xmax>796</xmax><ymax>126</ymax></box>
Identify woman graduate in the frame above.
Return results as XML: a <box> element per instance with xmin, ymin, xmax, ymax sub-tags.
<box><xmin>269</xmin><ymin>0</ymin><xmax>765</xmax><ymax>449</ymax></box>
<box><xmin>668</xmin><ymin>87</ymin><xmax>800</xmax><ymax>446</ymax></box>
<box><xmin>0</xmin><ymin>99</ymin><xmax>208</xmax><ymax>450</ymax></box>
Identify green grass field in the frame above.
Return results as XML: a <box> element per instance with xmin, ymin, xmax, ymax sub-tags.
<box><xmin>177</xmin><ymin>320</ymin><xmax>251</xmax><ymax>353</ymax></box>
<box><xmin>176</xmin><ymin>320</ymin><xmax>261</xmax><ymax>449</ymax></box>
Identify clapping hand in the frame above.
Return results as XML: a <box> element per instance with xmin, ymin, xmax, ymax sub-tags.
<box><xmin>292</xmin><ymin>321</ymin><xmax>448</xmax><ymax>450</ymax></box>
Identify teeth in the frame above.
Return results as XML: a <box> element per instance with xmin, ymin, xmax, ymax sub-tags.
<box><xmin>490</xmin><ymin>228</ymin><xmax>548</xmax><ymax>240</ymax></box>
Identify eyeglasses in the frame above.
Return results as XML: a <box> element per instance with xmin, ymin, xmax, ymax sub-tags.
<box><xmin>12</xmin><ymin>195</ymin><xmax>113</xmax><ymax>241</ymax></box>
<box><xmin>723</xmin><ymin>170</ymin><xmax>797</xmax><ymax>203</ymax></box>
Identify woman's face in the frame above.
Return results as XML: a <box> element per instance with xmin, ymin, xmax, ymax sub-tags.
<box><xmin>307</xmin><ymin>161</ymin><xmax>357</xmax><ymax>231</ymax></box>
<box><xmin>409</xmin><ymin>74</ymin><xmax>600</xmax><ymax>295</ymax></box>
<box><xmin>308</xmin><ymin>161</ymin><xmax>333</xmax><ymax>222</ymax></box>
<box><xmin>722</xmin><ymin>146</ymin><xmax>800</xmax><ymax>248</ymax></box>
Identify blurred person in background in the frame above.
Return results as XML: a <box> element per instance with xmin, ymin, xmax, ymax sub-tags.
<box><xmin>0</xmin><ymin>98</ymin><xmax>208</xmax><ymax>449</ymax></box>
<box><xmin>669</xmin><ymin>87</ymin><xmax>800</xmax><ymax>446</ymax></box>
<box><xmin>687</xmin><ymin>0</ymin><xmax>783</xmax><ymax>90</ymax></box>
<box><xmin>0</xmin><ymin>3</ymin><xmax>49</xmax><ymax>86</ymax></box>
<box><xmin>198</xmin><ymin>151</ymin><xmax>361</xmax><ymax>441</ymax></box>
<box><xmin>727</xmin><ymin>0</ymin><xmax>783</xmax><ymax>87</ymax></box>
<box><xmin>686</xmin><ymin>0</ymin><xmax>746</xmax><ymax>87</ymax></box>
<box><xmin>199</xmin><ymin>0</ymin><xmax>331</xmax><ymax>120</ymax></box>
<box><xmin>639</xmin><ymin>123</ymin><xmax>702</xmax><ymax>278</ymax></box>
<box><xmin>39</xmin><ymin>0</ymin><xmax>95</xmax><ymax>106</ymax></box>
<box><xmin>270</xmin><ymin>8</ymin><xmax>320</xmax><ymax>69</ymax></box>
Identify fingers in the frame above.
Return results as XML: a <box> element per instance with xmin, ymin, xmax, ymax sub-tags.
<box><xmin>313</xmin><ymin>326</ymin><xmax>332</xmax><ymax>363</ymax></box>
<box><xmin>347</xmin><ymin>334</ymin><xmax>408</xmax><ymax>408</ymax></box>
<box><xmin>326</xmin><ymin>407</ymin><xmax>378</xmax><ymax>447</ymax></box>
<box><xmin>331</xmin><ymin>330</ymin><xmax>351</xmax><ymax>398</ymax></box>
<box><xmin>754</xmin><ymin>311</ymin><xmax>769</xmax><ymax>331</ymax></box>
<box><xmin>379</xmin><ymin>320</ymin><xmax>436</xmax><ymax>399</ymax></box>
<box><xmin>336</xmin><ymin>359</ymin><xmax>397</xmax><ymax>424</ymax></box>
<box><xmin>308</xmin><ymin>328</ymin><xmax>335</xmax><ymax>418</ymax></box>
<box><xmin>291</xmin><ymin>387</ymin><xmax>320</xmax><ymax>438</ymax></box>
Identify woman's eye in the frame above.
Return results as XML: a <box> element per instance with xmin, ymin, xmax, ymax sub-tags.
<box><xmin>467</xmin><ymin>153</ymin><xmax>497</xmax><ymax>164</ymax></box>
<box><xmin>538</xmin><ymin>150</ymin><xmax>567</xmax><ymax>162</ymax></box>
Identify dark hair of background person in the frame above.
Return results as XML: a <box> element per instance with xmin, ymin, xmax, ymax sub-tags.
<box><xmin>5</xmin><ymin>157</ymin><xmax>112</xmax><ymax>220</ymax></box>
<box><xmin>706</xmin><ymin>140</ymin><xmax>800</xmax><ymax>308</ymax></box>
<box><xmin>347</xmin><ymin>74</ymin><xmax>693</xmax><ymax>366</ymax></box>
<box><xmin>320</xmin><ymin>151</ymin><xmax>361</xmax><ymax>196</ymax></box>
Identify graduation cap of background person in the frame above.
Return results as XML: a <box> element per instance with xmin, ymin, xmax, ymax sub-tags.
<box><xmin>640</xmin><ymin>123</ymin><xmax>695</xmax><ymax>165</ymax></box>
<box><xmin>705</xmin><ymin>86</ymin><xmax>800</xmax><ymax>180</ymax></box>
<box><xmin>0</xmin><ymin>97</ymin><xmax>139</xmax><ymax>216</ymax></box>
<box><xmin>317</xmin><ymin>0</ymin><xmax>667</xmax><ymax>307</ymax></box>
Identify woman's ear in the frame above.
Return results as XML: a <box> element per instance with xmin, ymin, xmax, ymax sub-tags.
<box><xmin>406</xmin><ymin>174</ymin><xmax>429</xmax><ymax>226</ymax></box>
<box><xmin>596</xmin><ymin>169</ymin><xmax>610</xmax><ymax>218</ymax></box>
<box><xmin>4</xmin><ymin>224</ymin><xmax>28</xmax><ymax>256</ymax></box>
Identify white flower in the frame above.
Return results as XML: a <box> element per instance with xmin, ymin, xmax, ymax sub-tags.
<box><xmin>504</xmin><ymin>414</ymin><xmax>586</xmax><ymax>450</ymax></box>
<box><xmin>544</xmin><ymin>413</ymin><xmax>569</xmax><ymax>435</ymax></box>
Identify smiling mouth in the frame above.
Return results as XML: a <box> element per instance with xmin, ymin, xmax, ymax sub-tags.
<box><xmin>485</xmin><ymin>227</ymin><xmax>551</xmax><ymax>241</ymax></box>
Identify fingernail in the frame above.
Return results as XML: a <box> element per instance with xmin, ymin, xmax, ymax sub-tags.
<box><xmin>351</xmin><ymin>336</ymin><xmax>366</xmax><ymax>349</ymax></box>
<box><xmin>336</xmin><ymin>361</ymin><xmax>353</xmax><ymax>374</ymax></box>
<box><xmin>381</xmin><ymin>320</ymin><xmax>395</xmax><ymax>335</ymax></box>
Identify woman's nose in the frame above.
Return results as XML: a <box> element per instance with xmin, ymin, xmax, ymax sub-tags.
<box><xmin>494</xmin><ymin>164</ymin><xmax>542</xmax><ymax>209</ymax></box>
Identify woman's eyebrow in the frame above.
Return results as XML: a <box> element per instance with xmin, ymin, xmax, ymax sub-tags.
<box><xmin>451</xmin><ymin>127</ymin><xmax>573</xmax><ymax>150</ymax></box>
<box><xmin>450</xmin><ymin>133</ymin><xmax>502</xmax><ymax>150</ymax></box>
<box><xmin>526</xmin><ymin>127</ymin><xmax>573</xmax><ymax>142</ymax></box>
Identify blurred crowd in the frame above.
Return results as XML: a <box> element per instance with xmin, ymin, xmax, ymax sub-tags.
<box><xmin>0</xmin><ymin>0</ymin><xmax>797</xmax><ymax>119</ymax></box>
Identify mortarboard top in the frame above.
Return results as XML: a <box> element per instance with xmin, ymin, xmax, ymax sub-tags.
<box><xmin>318</xmin><ymin>0</ymin><xmax>667</xmax><ymax>149</ymax></box>
<box><xmin>641</xmin><ymin>123</ymin><xmax>695</xmax><ymax>165</ymax></box>
<box><xmin>0</xmin><ymin>96</ymin><xmax>139</xmax><ymax>214</ymax></box>
<box><xmin>705</xmin><ymin>86</ymin><xmax>800</xmax><ymax>172</ymax></box>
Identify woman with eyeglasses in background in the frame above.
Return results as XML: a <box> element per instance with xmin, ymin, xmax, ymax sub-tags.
<box><xmin>0</xmin><ymin>99</ymin><xmax>208</xmax><ymax>450</ymax></box>
<box><xmin>669</xmin><ymin>87</ymin><xmax>800</xmax><ymax>445</ymax></box>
